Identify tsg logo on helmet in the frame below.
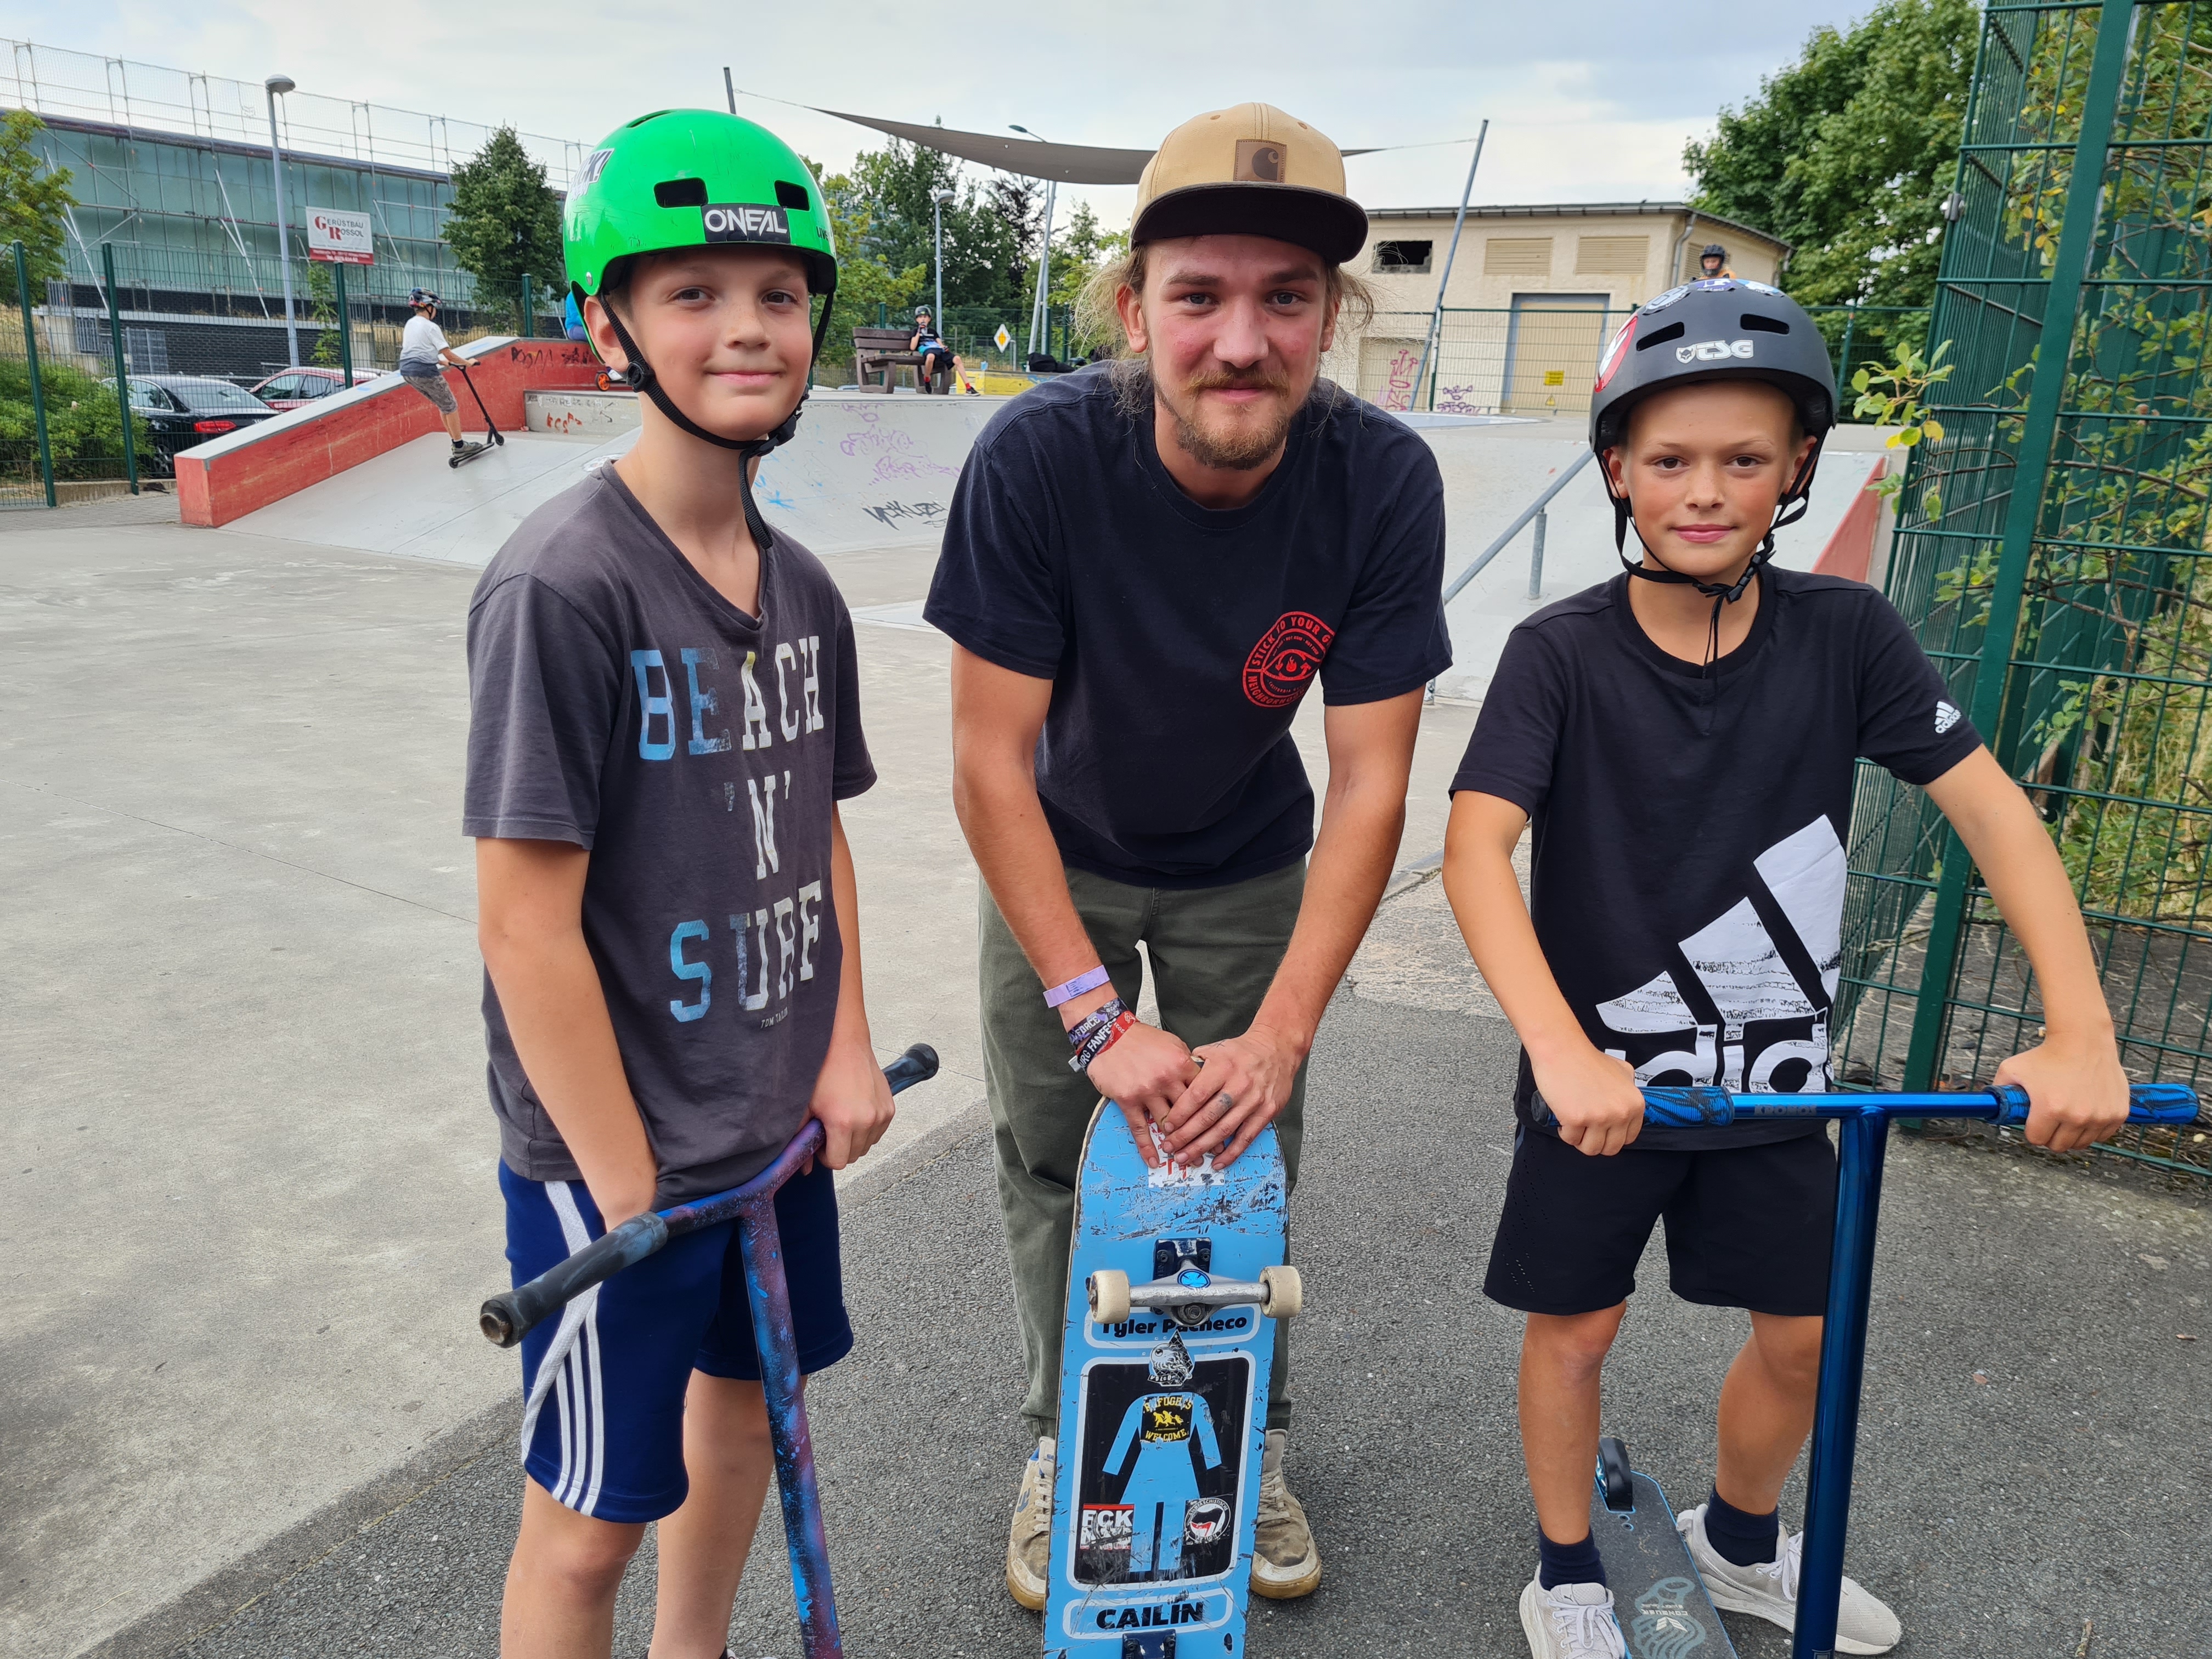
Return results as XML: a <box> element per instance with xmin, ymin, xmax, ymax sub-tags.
<box><xmin>1676</xmin><ymin>338</ymin><xmax>1757</xmax><ymax>364</ymax></box>
<box><xmin>702</xmin><ymin>204</ymin><xmax>791</xmax><ymax>244</ymax></box>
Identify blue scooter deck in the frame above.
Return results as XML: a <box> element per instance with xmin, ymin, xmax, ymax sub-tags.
<box><xmin>1589</xmin><ymin>1437</ymin><xmax>1737</xmax><ymax>1659</ymax></box>
<box><xmin>1043</xmin><ymin>1100</ymin><xmax>1289</xmax><ymax>1659</ymax></box>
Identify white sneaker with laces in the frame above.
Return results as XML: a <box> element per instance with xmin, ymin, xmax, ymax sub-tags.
<box><xmin>1518</xmin><ymin>1575</ymin><xmax>1628</xmax><ymax>1659</ymax></box>
<box><xmin>1005</xmin><ymin>1436</ymin><xmax>1055</xmax><ymax>1611</ymax></box>
<box><xmin>1677</xmin><ymin>1502</ymin><xmax>1901</xmax><ymax>1655</ymax></box>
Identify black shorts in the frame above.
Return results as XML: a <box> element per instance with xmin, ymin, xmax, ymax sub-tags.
<box><xmin>1483</xmin><ymin>1127</ymin><xmax>1836</xmax><ymax>1317</ymax></box>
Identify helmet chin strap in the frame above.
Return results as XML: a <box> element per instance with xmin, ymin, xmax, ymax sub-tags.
<box><xmin>1606</xmin><ymin>440</ymin><xmax>1826</xmax><ymax>697</ymax></box>
<box><xmin>588</xmin><ymin>283</ymin><xmax>832</xmax><ymax>557</ymax></box>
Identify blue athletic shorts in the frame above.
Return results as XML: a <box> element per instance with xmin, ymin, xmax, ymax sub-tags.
<box><xmin>500</xmin><ymin>1156</ymin><xmax>854</xmax><ymax>1522</ymax></box>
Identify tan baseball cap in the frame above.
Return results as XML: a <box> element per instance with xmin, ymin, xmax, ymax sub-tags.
<box><xmin>1132</xmin><ymin>103</ymin><xmax>1368</xmax><ymax>266</ymax></box>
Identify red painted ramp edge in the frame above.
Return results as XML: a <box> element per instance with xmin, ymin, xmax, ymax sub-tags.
<box><xmin>177</xmin><ymin>338</ymin><xmax>602</xmax><ymax>528</ymax></box>
<box><xmin>1810</xmin><ymin>454</ymin><xmax>1889</xmax><ymax>584</ymax></box>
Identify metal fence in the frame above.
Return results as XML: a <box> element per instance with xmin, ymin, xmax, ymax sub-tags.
<box><xmin>1356</xmin><ymin>306</ymin><xmax>1932</xmax><ymax>419</ymax></box>
<box><xmin>2</xmin><ymin>238</ymin><xmax>568</xmax><ymax>506</ymax></box>
<box><xmin>1834</xmin><ymin>0</ymin><xmax>2212</xmax><ymax>1175</ymax></box>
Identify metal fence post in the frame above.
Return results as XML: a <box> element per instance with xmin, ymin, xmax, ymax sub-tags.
<box><xmin>334</xmin><ymin>260</ymin><xmax>354</xmax><ymax>388</ymax></box>
<box><xmin>12</xmin><ymin>241</ymin><xmax>56</xmax><ymax>509</ymax></box>
<box><xmin>521</xmin><ymin>273</ymin><xmax>534</xmax><ymax>340</ymax></box>
<box><xmin>1898</xmin><ymin>0</ymin><xmax>2137</xmax><ymax>1093</ymax></box>
<box><xmin>1837</xmin><ymin>306</ymin><xmax>1858</xmax><ymax>385</ymax></box>
<box><xmin>1527</xmin><ymin>507</ymin><xmax>1548</xmax><ymax>600</ymax></box>
<box><xmin>100</xmin><ymin>241</ymin><xmax>139</xmax><ymax>494</ymax></box>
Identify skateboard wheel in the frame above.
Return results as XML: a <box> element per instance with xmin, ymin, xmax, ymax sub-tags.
<box><xmin>1088</xmin><ymin>1269</ymin><xmax>1130</xmax><ymax>1324</ymax></box>
<box><xmin>1259</xmin><ymin>1265</ymin><xmax>1302</xmax><ymax>1318</ymax></box>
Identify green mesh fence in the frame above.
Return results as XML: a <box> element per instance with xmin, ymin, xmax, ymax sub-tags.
<box><xmin>1835</xmin><ymin>0</ymin><xmax>2212</xmax><ymax>1175</ymax></box>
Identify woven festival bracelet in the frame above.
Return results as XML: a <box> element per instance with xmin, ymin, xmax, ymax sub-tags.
<box><xmin>1065</xmin><ymin>996</ymin><xmax>1131</xmax><ymax>1051</ymax></box>
<box><xmin>1042</xmin><ymin>964</ymin><xmax>1111</xmax><ymax>1008</ymax></box>
<box><xmin>1069</xmin><ymin>1011</ymin><xmax>1136</xmax><ymax>1074</ymax></box>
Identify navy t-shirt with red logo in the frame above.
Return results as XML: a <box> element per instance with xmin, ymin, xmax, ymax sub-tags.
<box><xmin>924</xmin><ymin>367</ymin><xmax>1451</xmax><ymax>888</ymax></box>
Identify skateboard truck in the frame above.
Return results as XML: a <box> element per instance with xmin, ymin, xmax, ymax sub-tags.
<box><xmin>1086</xmin><ymin>1262</ymin><xmax>1302</xmax><ymax>1325</ymax></box>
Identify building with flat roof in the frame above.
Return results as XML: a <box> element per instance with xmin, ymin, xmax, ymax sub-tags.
<box><xmin>3</xmin><ymin>40</ymin><xmax>580</xmax><ymax>381</ymax></box>
<box><xmin>1324</xmin><ymin>201</ymin><xmax>1789</xmax><ymax>418</ymax></box>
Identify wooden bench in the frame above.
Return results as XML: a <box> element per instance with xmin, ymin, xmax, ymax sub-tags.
<box><xmin>852</xmin><ymin>324</ymin><xmax>953</xmax><ymax>393</ymax></box>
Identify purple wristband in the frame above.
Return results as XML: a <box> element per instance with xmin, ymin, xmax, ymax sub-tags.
<box><xmin>1043</xmin><ymin>964</ymin><xmax>1111</xmax><ymax>1009</ymax></box>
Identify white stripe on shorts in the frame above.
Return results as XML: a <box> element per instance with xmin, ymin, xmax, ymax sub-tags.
<box><xmin>518</xmin><ymin>1180</ymin><xmax>607</xmax><ymax>1516</ymax></box>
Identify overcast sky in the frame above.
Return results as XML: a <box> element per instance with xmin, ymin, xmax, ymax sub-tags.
<box><xmin>13</xmin><ymin>1</ymin><xmax>1877</xmax><ymax>231</ymax></box>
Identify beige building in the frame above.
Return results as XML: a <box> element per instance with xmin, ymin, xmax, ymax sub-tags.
<box><xmin>1325</xmin><ymin>202</ymin><xmax>1789</xmax><ymax>417</ymax></box>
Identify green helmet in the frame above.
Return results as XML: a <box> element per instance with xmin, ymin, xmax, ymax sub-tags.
<box><xmin>565</xmin><ymin>108</ymin><xmax>836</xmax><ymax>301</ymax></box>
<box><xmin>563</xmin><ymin>108</ymin><xmax>837</xmax><ymax>476</ymax></box>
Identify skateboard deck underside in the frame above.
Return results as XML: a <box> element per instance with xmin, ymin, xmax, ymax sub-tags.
<box><xmin>1045</xmin><ymin>1103</ymin><xmax>1288</xmax><ymax>1659</ymax></box>
<box><xmin>1589</xmin><ymin>1468</ymin><xmax>1738</xmax><ymax>1659</ymax></box>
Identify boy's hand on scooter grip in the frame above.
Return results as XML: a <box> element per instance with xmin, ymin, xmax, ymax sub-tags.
<box><xmin>1532</xmin><ymin>1043</ymin><xmax>1645</xmax><ymax>1157</ymax></box>
<box><xmin>1994</xmin><ymin>1032</ymin><xmax>2130</xmax><ymax>1154</ymax></box>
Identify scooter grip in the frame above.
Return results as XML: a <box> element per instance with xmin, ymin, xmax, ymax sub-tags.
<box><xmin>884</xmin><ymin>1042</ymin><xmax>939</xmax><ymax>1093</ymax></box>
<box><xmin>1530</xmin><ymin>1086</ymin><xmax>1735</xmax><ymax>1133</ymax></box>
<box><xmin>1991</xmin><ymin>1081</ymin><xmax>2200</xmax><ymax>1127</ymax></box>
<box><xmin>479</xmin><ymin>1210</ymin><xmax>670</xmax><ymax>1349</ymax></box>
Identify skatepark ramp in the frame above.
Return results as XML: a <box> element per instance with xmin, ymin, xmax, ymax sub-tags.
<box><xmin>206</xmin><ymin>382</ymin><xmax>1890</xmax><ymax>702</ymax></box>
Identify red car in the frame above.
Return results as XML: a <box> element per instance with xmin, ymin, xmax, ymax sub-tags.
<box><xmin>248</xmin><ymin>366</ymin><xmax>385</xmax><ymax>410</ymax></box>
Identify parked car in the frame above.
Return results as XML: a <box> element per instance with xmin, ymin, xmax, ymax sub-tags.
<box><xmin>248</xmin><ymin>366</ymin><xmax>383</xmax><ymax>410</ymax></box>
<box><xmin>115</xmin><ymin>376</ymin><xmax>283</xmax><ymax>474</ymax></box>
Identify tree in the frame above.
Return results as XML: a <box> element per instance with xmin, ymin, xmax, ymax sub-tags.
<box><xmin>1684</xmin><ymin>0</ymin><xmax>1979</xmax><ymax>317</ymax></box>
<box><xmin>808</xmin><ymin>154</ymin><xmax>926</xmax><ymax>378</ymax></box>
<box><xmin>443</xmin><ymin>127</ymin><xmax>563</xmax><ymax>326</ymax></box>
<box><xmin>1048</xmin><ymin>200</ymin><xmax>1129</xmax><ymax>353</ymax></box>
<box><xmin>0</xmin><ymin>111</ymin><xmax>75</xmax><ymax>285</ymax></box>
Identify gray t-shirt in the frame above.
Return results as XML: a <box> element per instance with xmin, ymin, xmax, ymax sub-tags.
<box><xmin>464</xmin><ymin>467</ymin><xmax>875</xmax><ymax>1200</ymax></box>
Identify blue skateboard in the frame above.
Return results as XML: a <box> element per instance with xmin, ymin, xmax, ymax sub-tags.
<box><xmin>1043</xmin><ymin>1099</ymin><xmax>1301</xmax><ymax>1659</ymax></box>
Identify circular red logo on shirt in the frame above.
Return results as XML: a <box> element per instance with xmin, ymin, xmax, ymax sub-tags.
<box><xmin>1242</xmin><ymin>612</ymin><xmax>1335</xmax><ymax>708</ymax></box>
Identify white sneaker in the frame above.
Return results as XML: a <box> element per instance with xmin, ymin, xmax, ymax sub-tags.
<box><xmin>1005</xmin><ymin>1436</ymin><xmax>1055</xmax><ymax>1611</ymax></box>
<box><xmin>1519</xmin><ymin>1575</ymin><xmax>1627</xmax><ymax>1658</ymax></box>
<box><xmin>1678</xmin><ymin>1503</ymin><xmax>1901</xmax><ymax>1655</ymax></box>
<box><xmin>1250</xmin><ymin>1427</ymin><xmax>1323</xmax><ymax>1599</ymax></box>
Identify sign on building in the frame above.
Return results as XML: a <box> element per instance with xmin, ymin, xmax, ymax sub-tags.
<box><xmin>306</xmin><ymin>208</ymin><xmax>374</xmax><ymax>264</ymax></box>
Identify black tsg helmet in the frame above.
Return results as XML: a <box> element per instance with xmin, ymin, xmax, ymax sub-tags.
<box><xmin>1701</xmin><ymin>242</ymin><xmax>1728</xmax><ymax>259</ymax></box>
<box><xmin>1588</xmin><ymin>278</ymin><xmax>1841</xmax><ymax>642</ymax></box>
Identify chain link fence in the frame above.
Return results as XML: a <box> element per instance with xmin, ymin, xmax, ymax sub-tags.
<box><xmin>1835</xmin><ymin>0</ymin><xmax>2212</xmax><ymax>1175</ymax></box>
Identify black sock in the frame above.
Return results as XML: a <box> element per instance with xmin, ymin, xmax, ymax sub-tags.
<box><xmin>1703</xmin><ymin>1487</ymin><xmax>1780</xmax><ymax>1566</ymax></box>
<box><xmin>1537</xmin><ymin>1528</ymin><xmax>1606</xmax><ymax>1590</ymax></box>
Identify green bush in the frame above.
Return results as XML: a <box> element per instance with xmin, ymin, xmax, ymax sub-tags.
<box><xmin>0</xmin><ymin>354</ymin><xmax>154</xmax><ymax>479</ymax></box>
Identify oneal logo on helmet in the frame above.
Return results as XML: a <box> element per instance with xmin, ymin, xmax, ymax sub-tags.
<box><xmin>701</xmin><ymin>203</ymin><xmax>792</xmax><ymax>245</ymax></box>
<box><xmin>1678</xmin><ymin>338</ymin><xmax>1757</xmax><ymax>364</ymax></box>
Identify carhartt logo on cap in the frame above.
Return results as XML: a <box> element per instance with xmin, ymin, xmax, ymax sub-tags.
<box><xmin>1235</xmin><ymin>140</ymin><xmax>1286</xmax><ymax>183</ymax></box>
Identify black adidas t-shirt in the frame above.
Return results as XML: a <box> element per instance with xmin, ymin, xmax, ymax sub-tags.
<box><xmin>1451</xmin><ymin>566</ymin><xmax>1983</xmax><ymax>1149</ymax></box>
<box><xmin>925</xmin><ymin>368</ymin><xmax>1452</xmax><ymax>888</ymax></box>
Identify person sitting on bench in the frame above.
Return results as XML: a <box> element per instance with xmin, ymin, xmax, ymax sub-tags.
<box><xmin>910</xmin><ymin>307</ymin><xmax>968</xmax><ymax>393</ymax></box>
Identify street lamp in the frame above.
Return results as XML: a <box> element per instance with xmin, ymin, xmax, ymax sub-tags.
<box><xmin>1009</xmin><ymin>126</ymin><xmax>1057</xmax><ymax>360</ymax></box>
<box><xmin>931</xmin><ymin>187</ymin><xmax>954</xmax><ymax>347</ymax></box>
<box><xmin>264</xmin><ymin>75</ymin><xmax>300</xmax><ymax>368</ymax></box>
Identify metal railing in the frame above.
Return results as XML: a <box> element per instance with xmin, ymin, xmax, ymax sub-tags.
<box><xmin>1440</xmin><ymin>449</ymin><xmax>1599</xmax><ymax>603</ymax></box>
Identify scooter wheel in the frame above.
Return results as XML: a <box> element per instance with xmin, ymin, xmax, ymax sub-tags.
<box><xmin>493</xmin><ymin>432</ymin><xmax>505</xmax><ymax>447</ymax></box>
<box><xmin>1259</xmin><ymin>1265</ymin><xmax>1302</xmax><ymax>1319</ymax></box>
<box><xmin>1088</xmin><ymin>1269</ymin><xmax>1130</xmax><ymax>1325</ymax></box>
<box><xmin>1598</xmin><ymin>1436</ymin><xmax>1635</xmax><ymax>1512</ymax></box>
<box><xmin>447</xmin><ymin>455</ymin><xmax>461</xmax><ymax>469</ymax></box>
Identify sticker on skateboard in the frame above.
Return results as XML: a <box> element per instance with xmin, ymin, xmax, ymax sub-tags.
<box><xmin>1044</xmin><ymin>1101</ymin><xmax>1300</xmax><ymax>1658</ymax></box>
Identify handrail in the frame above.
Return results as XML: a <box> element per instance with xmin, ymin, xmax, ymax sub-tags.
<box><xmin>1440</xmin><ymin>448</ymin><xmax>1599</xmax><ymax>603</ymax></box>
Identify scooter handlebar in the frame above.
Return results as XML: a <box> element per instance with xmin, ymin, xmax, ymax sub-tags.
<box><xmin>1531</xmin><ymin>1081</ymin><xmax>2199</xmax><ymax>1131</ymax></box>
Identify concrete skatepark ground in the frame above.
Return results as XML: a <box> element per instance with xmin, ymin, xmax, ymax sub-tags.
<box><xmin>3</xmin><ymin>407</ymin><xmax>2203</xmax><ymax>1659</ymax></box>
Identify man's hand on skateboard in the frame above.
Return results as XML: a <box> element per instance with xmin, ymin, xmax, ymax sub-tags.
<box><xmin>1087</xmin><ymin>1022</ymin><xmax>1199</xmax><ymax>1167</ymax></box>
<box><xmin>1531</xmin><ymin>1041</ymin><xmax>1645</xmax><ymax>1158</ymax></box>
<box><xmin>806</xmin><ymin>1032</ymin><xmax>898</xmax><ymax>1171</ymax></box>
<box><xmin>1160</xmin><ymin>1023</ymin><xmax>1305</xmax><ymax>1169</ymax></box>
